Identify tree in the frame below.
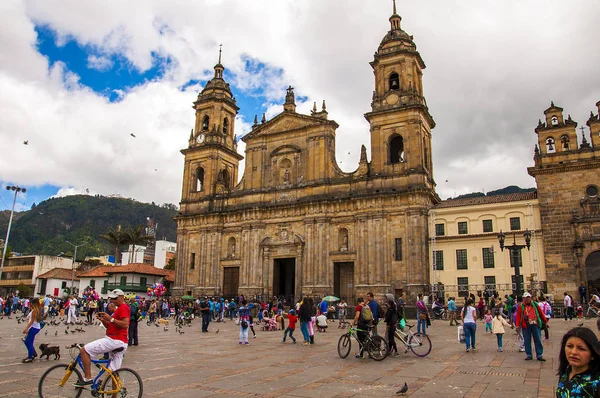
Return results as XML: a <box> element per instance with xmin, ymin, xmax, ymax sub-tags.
<box><xmin>99</xmin><ymin>226</ymin><xmax>129</xmax><ymax>265</ymax></box>
<box><xmin>3</xmin><ymin>245</ymin><xmax>13</xmax><ymax>261</ymax></box>
<box><xmin>125</xmin><ymin>224</ymin><xmax>154</xmax><ymax>263</ymax></box>
<box><xmin>16</xmin><ymin>283</ymin><xmax>31</xmax><ymax>298</ymax></box>
<box><xmin>164</xmin><ymin>256</ymin><xmax>176</xmax><ymax>270</ymax></box>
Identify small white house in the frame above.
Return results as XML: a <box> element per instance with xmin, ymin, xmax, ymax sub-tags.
<box><xmin>77</xmin><ymin>263</ymin><xmax>174</xmax><ymax>298</ymax></box>
<box><xmin>35</xmin><ymin>268</ymin><xmax>80</xmax><ymax>298</ymax></box>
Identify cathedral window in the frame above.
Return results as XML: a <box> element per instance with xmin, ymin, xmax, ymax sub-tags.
<box><xmin>223</xmin><ymin>118</ymin><xmax>229</xmax><ymax>134</ymax></box>
<box><xmin>196</xmin><ymin>167</ymin><xmax>205</xmax><ymax>192</ymax></box>
<box><xmin>586</xmin><ymin>185</ymin><xmax>598</xmax><ymax>198</ymax></box>
<box><xmin>423</xmin><ymin>137</ymin><xmax>429</xmax><ymax>169</ymax></box>
<box><xmin>389</xmin><ymin>73</ymin><xmax>400</xmax><ymax>91</ymax></box>
<box><xmin>546</xmin><ymin>137</ymin><xmax>556</xmax><ymax>153</ymax></box>
<box><xmin>560</xmin><ymin>135</ymin><xmax>570</xmax><ymax>150</ymax></box>
<box><xmin>551</xmin><ymin>116</ymin><xmax>559</xmax><ymax>126</ymax></box>
<box><xmin>394</xmin><ymin>238</ymin><xmax>402</xmax><ymax>261</ymax></box>
<box><xmin>202</xmin><ymin>116</ymin><xmax>209</xmax><ymax>131</ymax></box>
<box><xmin>389</xmin><ymin>135</ymin><xmax>405</xmax><ymax>164</ymax></box>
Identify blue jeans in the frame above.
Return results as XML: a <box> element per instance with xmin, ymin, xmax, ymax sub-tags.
<box><xmin>239</xmin><ymin>324</ymin><xmax>249</xmax><ymax>343</ymax></box>
<box><xmin>283</xmin><ymin>327</ymin><xmax>296</xmax><ymax>342</ymax></box>
<box><xmin>417</xmin><ymin>317</ymin><xmax>427</xmax><ymax>334</ymax></box>
<box><xmin>522</xmin><ymin>323</ymin><xmax>544</xmax><ymax>359</ymax></box>
<box><xmin>24</xmin><ymin>327</ymin><xmax>40</xmax><ymax>358</ymax></box>
<box><xmin>463</xmin><ymin>322</ymin><xmax>476</xmax><ymax>349</ymax></box>
<box><xmin>496</xmin><ymin>333</ymin><xmax>503</xmax><ymax>348</ymax></box>
<box><xmin>300</xmin><ymin>322</ymin><xmax>310</xmax><ymax>342</ymax></box>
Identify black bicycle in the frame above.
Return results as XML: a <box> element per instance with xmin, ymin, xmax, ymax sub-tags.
<box><xmin>337</xmin><ymin>326</ymin><xmax>388</xmax><ymax>361</ymax></box>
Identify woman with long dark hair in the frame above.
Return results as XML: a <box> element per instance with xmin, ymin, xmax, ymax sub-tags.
<box><xmin>22</xmin><ymin>298</ymin><xmax>43</xmax><ymax>362</ymax></box>
<box><xmin>556</xmin><ymin>327</ymin><xmax>600</xmax><ymax>397</ymax></box>
<box><xmin>384</xmin><ymin>299</ymin><xmax>399</xmax><ymax>357</ymax></box>
<box><xmin>298</xmin><ymin>298</ymin><xmax>311</xmax><ymax>345</ymax></box>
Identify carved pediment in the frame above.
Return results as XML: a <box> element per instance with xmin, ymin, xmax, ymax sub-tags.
<box><xmin>243</xmin><ymin>113</ymin><xmax>335</xmax><ymax>142</ymax></box>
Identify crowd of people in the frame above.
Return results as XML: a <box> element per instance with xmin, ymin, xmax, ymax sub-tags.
<box><xmin>3</xmin><ymin>288</ymin><xmax>600</xmax><ymax>395</ymax></box>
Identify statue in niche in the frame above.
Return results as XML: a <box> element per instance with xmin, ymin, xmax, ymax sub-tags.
<box><xmin>283</xmin><ymin>169</ymin><xmax>290</xmax><ymax>183</ymax></box>
<box><xmin>339</xmin><ymin>229</ymin><xmax>349</xmax><ymax>252</ymax></box>
<box><xmin>340</xmin><ymin>235</ymin><xmax>348</xmax><ymax>252</ymax></box>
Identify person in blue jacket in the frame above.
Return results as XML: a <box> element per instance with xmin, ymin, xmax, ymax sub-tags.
<box><xmin>366</xmin><ymin>292</ymin><xmax>380</xmax><ymax>336</ymax></box>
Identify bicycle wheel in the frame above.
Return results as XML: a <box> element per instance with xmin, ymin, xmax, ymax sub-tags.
<box><xmin>337</xmin><ymin>333</ymin><xmax>351</xmax><ymax>358</ymax></box>
<box><xmin>408</xmin><ymin>332</ymin><xmax>432</xmax><ymax>357</ymax></box>
<box><xmin>38</xmin><ymin>363</ymin><xmax>83</xmax><ymax>398</ymax></box>
<box><xmin>366</xmin><ymin>335</ymin><xmax>388</xmax><ymax>361</ymax></box>
<box><xmin>100</xmin><ymin>368</ymin><xmax>143</xmax><ymax>398</ymax></box>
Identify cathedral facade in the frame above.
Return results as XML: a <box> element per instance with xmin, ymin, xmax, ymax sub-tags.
<box><xmin>172</xmin><ymin>7</ymin><xmax>438</xmax><ymax>302</ymax></box>
<box><xmin>528</xmin><ymin>101</ymin><xmax>600</xmax><ymax>294</ymax></box>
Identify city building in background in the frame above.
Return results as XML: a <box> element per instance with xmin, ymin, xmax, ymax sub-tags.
<box><xmin>0</xmin><ymin>255</ymin><xmax>74</xmax><ymax>296</ymax></box>
<box><xmin>429</xmin><ymin>192</ymin><xmax>545</xmax><ymax>301</ymax></box>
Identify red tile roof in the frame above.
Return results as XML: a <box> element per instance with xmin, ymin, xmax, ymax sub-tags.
<box><xmin>434</xmin><ymin>191</ymin><xmax>537</xmax><ymax>209</ymax></box>
<box><xmin>77</xmin><ymin>266</ymin><xmax>115</xmax><ymax>278</ymax></box>
<box><xmin>164</xmin><ymin>270</ymin><xmax>175</xmax><ymax>282</ymax></box>
<box><xmin>37</xmin><ymin>268</ymin><xmax>79</xmax><ymax>281</ymax></box>
<box><xmin>77</xmin><ymin>263</ymin><xmax>172</xmax><ymax>278</ymax></box>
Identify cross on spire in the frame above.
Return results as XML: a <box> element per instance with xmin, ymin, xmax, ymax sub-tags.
<box><xmin>218</xmin><ymin>44</ymin><xmax>222</xmax><ymax>64</ymax></box>
<box><xmin>393</xmin><ymin>0</ymin><xmax>397</xmax><ymax>14</ymax></box>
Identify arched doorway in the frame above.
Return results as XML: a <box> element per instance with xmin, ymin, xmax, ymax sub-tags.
<box><xmin>585</xmin><ymin>250</ymin><xmax>600</xmax><ymax>294</ymax></box>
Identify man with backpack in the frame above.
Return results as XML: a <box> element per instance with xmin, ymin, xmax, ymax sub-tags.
<box><xmin>515</xmin><ymin>292</ymin><xmax>548</xmax><ymax>361</ymax></box>
<box><xmin>351</xmin><ymin>297</ymin><xmax>372</xmax><ymax>358</ymax></box>
<box><xmin>128</xmin><ymin>298</ymin><xmax>139</xmax><ymax>346</ymax></box>
<box><xmin>366</xmin><ymin>292</ymin><xmax>381</xmax><ymax>336</ymax></box>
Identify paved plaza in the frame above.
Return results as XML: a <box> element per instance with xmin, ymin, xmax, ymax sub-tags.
<box><xmin>0</xmin><ymin>313</ymin><xmax>596</xmax><ymax>397</ymax></box>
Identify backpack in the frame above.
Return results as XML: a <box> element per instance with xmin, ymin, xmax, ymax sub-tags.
<box><xmin>129</xmin><ymin>303</ymin><xmax>138</xmax><ymax>320</ymax></box>
<box><xmin>359</xmin><ymin>305</ymin><xmax>373</xmax><ymax>323</ymax></box>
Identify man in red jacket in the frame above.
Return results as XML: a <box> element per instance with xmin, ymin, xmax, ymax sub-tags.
<box><xmin>515</xmin><ymin>292</ymin><xmax>548</xmax><ymax>361</ymax></box>
<box><xmin>74</xmin><ymin>289</ymin><xmax>130</xmax><ymax>388</ymax></box>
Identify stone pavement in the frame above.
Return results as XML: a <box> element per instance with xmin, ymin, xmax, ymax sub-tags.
<box><xmin>0</xmin><ymin>314</ymin><xmax>596</xmax><ymax>397</ymax></box>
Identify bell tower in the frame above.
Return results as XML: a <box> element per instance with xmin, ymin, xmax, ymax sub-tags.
<box><xmin>180</xmin><ymin>46</ymin><xmax>243</xmax><ymax>208</ymax></box>
<box><xmin>364</xmin><ymin>0</ymin><xmax>435</xmax><ymax>182</ymax></box>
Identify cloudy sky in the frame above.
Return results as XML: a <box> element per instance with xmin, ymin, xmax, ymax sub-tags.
<box><xmin>1</xmin><ymin>0</ymin><xmax>599</xmax><ymax>212</ymax></box>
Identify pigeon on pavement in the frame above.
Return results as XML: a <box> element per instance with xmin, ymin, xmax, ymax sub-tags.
<box><xmin>396</xmin><ymin>383</ymin><xmax>408</xmax><ymax>395</ymax></box>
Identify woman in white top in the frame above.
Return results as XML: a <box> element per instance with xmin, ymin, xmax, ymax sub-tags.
<box><xmin>22</xmin><ymin>299</ymin><xmax>43</xmax><ymax>362</ymax></box>
<box><xmin>461</xmin><ymin>299</ymin><xmax>478</xmax><ymax>352</ymax></box>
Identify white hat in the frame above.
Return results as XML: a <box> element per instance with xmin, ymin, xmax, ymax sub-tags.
<box><xmin>108</xmin><ymin>289</ymin><xmax>125</xmax><ymax>298</ymax></box>
<box><xmin>523</xmin><ymin>292</ymin><xmax>532</xmax><ymax>298</ymax></box>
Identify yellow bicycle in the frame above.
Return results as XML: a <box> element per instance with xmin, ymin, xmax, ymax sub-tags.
<box><xmin>38</xmin><ymin>343</ymin><xmax>143</xmax><ymax>397</ymax></box>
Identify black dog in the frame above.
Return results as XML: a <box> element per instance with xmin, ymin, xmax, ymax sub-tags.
<box><xmin>39</xmin><ymin>344</ymin><xmax>60</xmax><ymax>360</ymax></box>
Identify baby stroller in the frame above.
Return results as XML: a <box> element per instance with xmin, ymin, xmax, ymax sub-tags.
<box><xmin>261</xmin><ymin>316</ymin><xmax>278</xmax><ymax>331</ymax></box>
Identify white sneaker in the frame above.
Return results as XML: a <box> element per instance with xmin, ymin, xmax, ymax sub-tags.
<box><xmin>519</xmin><ymin>348</ymin><xmax>525</xmax><ymax>352</ymax></box>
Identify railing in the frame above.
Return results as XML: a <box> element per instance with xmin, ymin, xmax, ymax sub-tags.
<box><xmin>105</xmin><ymin>283</ymin><xmax>147</xmax><ymax>293</ymax></box>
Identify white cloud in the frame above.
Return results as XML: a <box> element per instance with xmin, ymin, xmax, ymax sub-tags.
<box><xmin>0</xmin><ymin>0</ymin><xmax>599</xmax><ymax>207</ymax></box>
<box><xmin>87</xmin><ymin>54</ymin><xmax>113</xmax><ymax>71</ymax></box>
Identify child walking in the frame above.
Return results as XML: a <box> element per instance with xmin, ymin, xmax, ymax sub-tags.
<box><xmin>492</xmin><ymin>310</ymin><xmax>512</xmax><ymax>352</ymax></box>
<box><xmin>282</xmin><ymin>310</ymin><xmax>297</xmax><ymax>343</ymax></box>
<box><xmin>484</xmin><ymin>310</ymin><xmax>493</xmax><ymax>334</ymax></box>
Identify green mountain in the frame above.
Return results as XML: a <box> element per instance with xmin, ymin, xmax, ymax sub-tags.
<box><xmin>1</xmin><ymin>195</ymin><xmax>178</xmax><ymax>259</ymax></box>
<box><xmin>453</xmin><ymin>185</ymin><xmax>536</xmax><ymax>200</ymax></box>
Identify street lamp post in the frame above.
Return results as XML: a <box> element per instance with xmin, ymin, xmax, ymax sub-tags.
<box><xmin>497</xmin><ymin>229</ymin><xmax>532</xmax><ymax>297</ymax></box>
<box><xmin>65</xmin><ymin>241</ymin><xmax>87</xmax><ymax>295</ymax></box>
<box><xmin>0</xmin><ymin>185</ymin><xmax>26</xmax><ymax>284</ymax></box>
